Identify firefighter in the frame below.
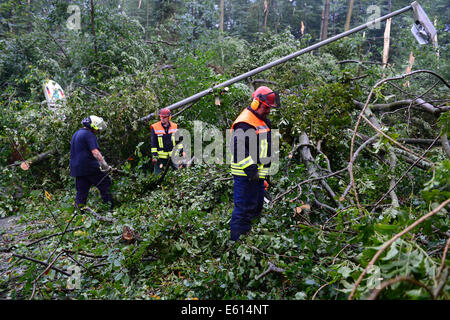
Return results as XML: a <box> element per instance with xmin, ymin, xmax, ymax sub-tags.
<box><xmin>70</xmin><ymin>115</ymin><xmax>114</xmax><ymax>211</ymax></box>
<box><xmin>150</xmin><ymin>108</ymin><xmax>184</xmax><ymax>175</ymax></box>
<box><xmin>229</xmin><ymin>86</ymin><xmax>280</xmax><ymax>241</ymax></box>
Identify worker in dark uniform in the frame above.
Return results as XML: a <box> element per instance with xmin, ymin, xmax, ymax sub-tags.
<box><xmin>70</xmin><ymin>115</ymin><xmax>114</xmax><ymax>211</ymax></box>
<box><xmin>229</xmin><ymin>86</ymin><xmax>280</xmax><ymax>241</ymax></box>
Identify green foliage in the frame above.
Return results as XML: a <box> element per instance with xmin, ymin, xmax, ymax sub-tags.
<box><xmin>422</xmin><ymin>160</ymin><xmax>450</xmax><ymax>205</ymax></box>
<box><xmin>274</xmin><ymin>80</ymin><xmax>360</xmax><ymax>156</ymax></box>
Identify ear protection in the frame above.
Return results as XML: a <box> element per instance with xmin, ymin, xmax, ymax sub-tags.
<box><xmin>250</xmin><ymin>99</ymin><xmax>260</xmax><ymax>110</ymax></box>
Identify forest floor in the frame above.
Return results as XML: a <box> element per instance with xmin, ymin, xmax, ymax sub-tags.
<box><xmin>0</xmin><ymin>215</ymin><xmax>44</xmax><ymax>299</ymax></box>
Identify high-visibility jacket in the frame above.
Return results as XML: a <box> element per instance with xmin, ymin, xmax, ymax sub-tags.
<box><xmin>150</xmin><ymin>121</ymin><xmax>183</xmax><ymax>159</ymax></box>
<box><xmin>230</xmin><ymin>107</ymin><xmax>271</xmax><ymax>179</ymax></box>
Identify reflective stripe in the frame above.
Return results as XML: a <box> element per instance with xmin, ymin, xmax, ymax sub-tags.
<box><xmin>157</xmin><ymin>151</ymin><xmax>170</xmax><ymax>159</ymax></box>
<box><xmin>231</xmin><ymin>164</ymin><xmax>269</xmax><ymax>178</ymax></box>
<box><xmin>231</xmin><ymin>168</ymin><xmax>247</xmax><ymax>176</ymax></box>
<box><xmin>259</xmin><ymin>164</ymin><xmax>269</xmax><ymax>178</ymax></box>
<box><xmin>152</xmin><ymin>121</ymin><xmax>179</xmax><ymax>155</ymax></box>
<box><xmin>232</xmin><ymin>156</ymin><xmax>254</xmax><ymax>170</ymax></box>
<box><xmin>230</xmin><ymin>108</ymin><xmax>271</xmax><ymax>178</ymax></box>
<box><xmin>260</xmin><ymin>138</ymin><xmax>268</xmax><ymax>159</ymax></box>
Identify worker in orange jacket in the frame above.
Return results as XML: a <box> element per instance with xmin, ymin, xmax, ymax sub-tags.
<box><xmin>150</xmin><ymin>108</ymin><xmax>184</xmax><ymax>175</ymax></box>
<box><xmin>229</xmin><ymin>86</ymin><xmax>280</xmax><ymax>241</ymax></box>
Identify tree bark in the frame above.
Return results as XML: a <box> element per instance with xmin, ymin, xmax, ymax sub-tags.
<box><xmin>299</xmin><ymin>132</ymin><xmax>343</xmax><ymax>210</ymax></box>
<box><xmin>404</xmin><ymin>52</ymin><xmax>415</xmax><ymax>87</ymax></box>
<box><xmin>145</xmin><ymin>0</ymin><xmax>149</xmax><ymax>41</ymax></box>
<box><xmin>344</xmin><ymin>0</ymin><xmax>354</xmax><ymax>31</ymax></box>
<box><xmin>352</xmin><ymin>98</ymin><xmax>450</xmax><ymax>115</ymax></box>
<box><xmin>382</xmin><ymin>18</ymin><xmax>391</xmax><ymax>69</ymax></box>
<box><xmin>219</xmin><ymin>0</ymin><xmax>225</xmax><ymax>32</ymax></box>
<box><xmin>263</xmin><ymin>0</ymin><xmax>270</xmax><ymax>33</ymax></box>
<box><xmin>90</xmin><ymin>0</ymin><xmax>97</xmax><ymax>55</ymax></box>
<box><xmin>320</xmin><ymin>0</ymin><xmax>330</xmax><ymax>40</ymax></box>
<box><xmin>440</xmin><ymin>133</ymin><xmax>450</xmax><ymax>159</ymax></box>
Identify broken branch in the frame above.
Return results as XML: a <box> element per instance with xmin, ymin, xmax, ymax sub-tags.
<box><xmin>255</xmin><ymin>262</ymin><xmax>286</xmax><ymax>280</ymax></box>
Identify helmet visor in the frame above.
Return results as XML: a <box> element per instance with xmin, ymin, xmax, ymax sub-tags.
<box><xmin>90</xmin><ymin>116</ymin><xmax>107</xmax><ymax>130</ymax></box>
<box><xmin>258</xmin><ymin>91</ymin><xmax>281</xmax><ymax>108</ymax></box>
<box><xmin>96</xmin><ymin>120</ymin><xmax>107</xmax><ymax>130</ymax></box>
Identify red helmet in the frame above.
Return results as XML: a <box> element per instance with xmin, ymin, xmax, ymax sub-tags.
<box><xmin>159</xmin><ymin>108</ymin><xmax>171</xmax><ymax>117</ymax></box>
<box><xmin>252</xmin><ymin>86</ymin><xmax>280</xmax><ymax>108</ymax></box>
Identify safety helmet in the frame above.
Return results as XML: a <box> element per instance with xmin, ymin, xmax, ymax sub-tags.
<box><xmin>159</xmin><ymin>108</ymin><xmax>171</xmax><ymax>117</ymax></box>
<box><xmin>251</xmin><ymin>86</ymin><xmax>281</xmax><ymax>109</ymax></box>
<box><xmin>81</xmin><ymin>115</ymin><xmax>107</xmax><ymax>131</ymax></box>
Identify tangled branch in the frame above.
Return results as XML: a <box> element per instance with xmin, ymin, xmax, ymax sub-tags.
<box><xmin>348</xmin><ymin>198</ymin><xmax>450</xmax><ymax>300</ymax></box>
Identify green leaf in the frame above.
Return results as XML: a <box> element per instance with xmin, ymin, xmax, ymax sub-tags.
<box><xmin>381</xmin><ymin>243</ymin><xmax>399</xmax><ymax>261</ymax></box>
<box><xmin>295</xmin><ymin>292</ymin><xmax>306</xmax><ymax>300</ymax></box>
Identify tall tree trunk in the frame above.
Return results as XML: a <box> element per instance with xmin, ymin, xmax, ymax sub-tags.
<box><xmin>382</xmin><ymin>2</ymin><xmax>392</xmax><ymax>73</ymax></box>
<box><xmin>90</xmin><ymin>0</ymin><xmax>97</xmax><ymax>55</ymax></box>
<box><xmin>358</xmin><ymin>32</ymin><xmax>365</xmax><ymax>76</ymax></box>
<box><xmin>219</xmin><ymin>0</ymin><xmax>225</xmax><ymax>32</ymax></box>
<box><xmin>382</xmin><ymin>18</ymin><xmax>391</xmax><ymax>70</ymax></box>
<box><xmin>404</xmin><ymin>52</ymin><xmax>415</xmax><ymax>87</ymax></box>
<box><xmin>27</xmin><ymin>0</ymin><xmax>32</xmax><ymax>32</ymax></box>
<box><xmin>263</xmin><ymin>0</ymin><xmax>270</xmax><ymax>33</ymax></box>
<box><xmin>320</xmin><ymin>0</ymin><xmax>330</xmax><ymax>40</ymax></box>
<box><xmin>344</xmin><ymin>0</ymin><xmax>354</xmax><ymax>31</ymax></box>
<box><xmin>145</xmin><ymin>0</ymin><xmax>149</xmax><ymax>41</ymax></box>
<box><xmin>332</xmin><ymin>0</ymin><xmax>335</xmax><ymax>35</ymax></box>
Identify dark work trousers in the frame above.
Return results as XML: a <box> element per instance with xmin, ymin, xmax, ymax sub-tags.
<box><xmin>75</xmin><ymin>171</ymin><xmax>113</xmax><ymax>209</ymax></box>
<box><xmin>230</xmin><ymin>176</ymin><xmax>265</xmax><ymax>241</ymax></box>
<box><xmin>153</xmin><ymin>158</ymin><xmax>178</xmax><ymax>175</ymax></box>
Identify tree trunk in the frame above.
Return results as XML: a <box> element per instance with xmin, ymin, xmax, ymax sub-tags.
<box><xmin>27</xmin><ymin>0</ymin><xmax>32</xmax><ymax>32</ymax></box>
<box><xmin>382</xmin><ymin>1</ymin><xmax>392</xmax><ymax>71</ymax></box>
<box><xmin>263</xmin><ymin>0</ymin><xmax>270</xmax><ymax>33</ymax></box>
<box><xmin>145</xmin><ymin>0</ymin><xmax>149</xmax><ymax>41</ymax></box>
<box><xmin>219</xmin><ymin>0</ymin><xmax>225</xmax><ymax>32</ymax></box>
<box><xmin>320</xmin><ymin>0</ymin><xmax>330</xmax><ymax>40</ymax></box>
<box><xmin>404</xmin><ymin>52</ymin><xmax>415</xmax><ymax>87</ymax></box>
<box><xmin>344</xmin><ymin>0</ymin><xmax>354</xmax><ymax>31</ymax></box>
<box><xmin>382</xmin><ymin>18</ymin><xmax>391</xmax><ymax>69</ymax></box>
<box><xmin>90</xmin><ymin>0</ymin><xmax>97</xmax><ymax>55</ymax></box>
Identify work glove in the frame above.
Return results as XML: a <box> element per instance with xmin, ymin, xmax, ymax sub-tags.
<box><xmin>264</xmin><ymin>180</ymin><xmax>269</xmax><ymax>191</ymax></box>
<box><xmin>99</xmin><ymin>160</ymin><xmax>112</xmax><ymax>172</ymax></box>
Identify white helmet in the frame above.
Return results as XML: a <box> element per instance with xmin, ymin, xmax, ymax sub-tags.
<box><xmin>82</xmin><ymin>115</ymin><xmax>107</xmax><ymax>131</ymax></box>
